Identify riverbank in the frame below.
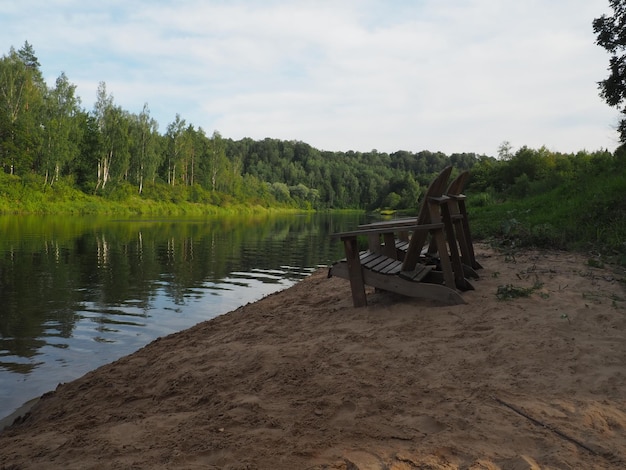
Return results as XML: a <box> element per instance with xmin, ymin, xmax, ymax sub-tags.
<box><xmin>1</xmin><ymin>244</ymin><xmax>626</xmax><ymax>469</ymax></box>
<box><xmin>0</xmin><ymin>173</ymin><xmax>311</xmax><ymax>216</ymax></box>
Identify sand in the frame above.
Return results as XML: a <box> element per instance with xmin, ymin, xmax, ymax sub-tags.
<box><xmin>1</xmin><ymin>244</ymin><xmax>626</xmax><ymax>469</ymax></box>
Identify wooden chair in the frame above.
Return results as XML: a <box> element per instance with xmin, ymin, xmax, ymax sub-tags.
<box><xmin>375</xmin><ymin>170</ymin><xmax>482</xmax><ymax>278</ymax></box>
<box><xmin>359</xmin><ymin>167</ymin><xmax>477</xmax><ymax>288</ymax></box>
<box><xmin>328</xmin><ymin>166</ymin><xmax>467</xmax><ymax>307</ymax></box>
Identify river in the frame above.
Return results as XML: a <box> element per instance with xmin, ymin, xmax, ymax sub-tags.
<box><xmin>0</xmin><ymin>212</ymin><xmax>366</xmax><ymax>419</ymax></box>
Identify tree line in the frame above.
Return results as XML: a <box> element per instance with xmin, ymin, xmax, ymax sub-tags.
<box><xmin>0</xmin><ymin>42</ymin><xmax>619</xmax><ymax>212</ymax></box>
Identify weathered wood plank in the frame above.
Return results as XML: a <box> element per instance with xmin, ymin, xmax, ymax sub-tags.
<box><xmin>329</xmin><ymin>261</ymin><xmax>464</xmax><ymax>305</ymax></box>
<box><xmin>399</xmin><ymin>264</ymin><xmax>433</xmax><ymax>281</ymax></box>
<box><xmin>380</xmin><ymin>260</ymin><xmax>403</xmax><ymax>274</ymax></box>
<box><xmin>361</xmin><ymin>269</ymin><xmax>465</xmax><ymax>305</ymax></box>
<box><xmin>342</xmin><ymin>237</ymin><xmax>366</xmax><ymax>307</ymax></box>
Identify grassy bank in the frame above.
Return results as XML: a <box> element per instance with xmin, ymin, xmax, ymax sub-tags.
<box><xmin>0</xmin><ymin>173</ymin><xmax>300</xmax><ymax>216</ymax></box>
<box><xmin>468</xmin><ymin>168</ymin><xmax>626</xmax><ymax>263</ymax></box>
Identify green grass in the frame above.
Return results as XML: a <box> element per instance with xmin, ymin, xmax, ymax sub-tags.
<box><xmin>496</xmin><ymin>282</ymin><xmax>543</xmax><ymax>300</ymax></box>
<box><xmin>0</xmin><ymin>173</ymin><xmax>301</xmax><ymax>217</ymax></box>
<box><xmin>468</xmin><ymin>168</ymin><xmax>626</xmax><ymax>262</ymax></box>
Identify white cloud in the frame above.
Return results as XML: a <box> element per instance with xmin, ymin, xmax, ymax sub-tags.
<box><xmin>0</xmin><ymin>0</ymin><xmax>620</xmax><ymax>155</ymax></box>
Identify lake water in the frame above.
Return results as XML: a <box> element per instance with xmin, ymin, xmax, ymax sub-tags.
<box><xmin>0</xmin><ymin>212</ymin><xmax>366</xmax><ymax>419</ymax></box>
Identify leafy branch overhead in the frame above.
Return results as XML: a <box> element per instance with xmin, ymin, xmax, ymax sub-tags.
<box><xmin>594</xmin><ymin>0</ymin><xmax>626</xmax><ymax>141</ymax></box>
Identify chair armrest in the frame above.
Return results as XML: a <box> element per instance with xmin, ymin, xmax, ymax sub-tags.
<box><xmin>331</xmin><ymin>223</ymin><xmax>444</xmax><ymax>240</ymax></box>
<box><xmin>428</xmin><ymin>195</ymin><xmax>451</xmax><ymax>204</ymax></box>
<box><xmin>358</xmin><ymin>217</ymin><xmax>417</xmax><ymax>229</ymax></box>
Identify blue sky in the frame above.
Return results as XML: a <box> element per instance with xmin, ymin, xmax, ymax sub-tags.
<box><xmin>1</xmin><ymin>0</ymin><xmax>619</xmax><ymax>156</ymax></box>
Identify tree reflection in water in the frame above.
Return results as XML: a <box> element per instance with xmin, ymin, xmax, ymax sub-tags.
<box><xmin>0</xmin><ymin>212</ymin><xmax>364</xmax><ymax>419</ymax></box>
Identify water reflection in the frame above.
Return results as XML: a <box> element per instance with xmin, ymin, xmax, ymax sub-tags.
<box><xmin>0</xmin><ymin>212</ymin><xmax>364</xmax><ymax>419</ymax></box>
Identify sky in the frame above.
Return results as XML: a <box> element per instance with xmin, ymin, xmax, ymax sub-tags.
<box><xmin>1</xmin><ymin>0</ymin><xmax>620</xmax><ymax>156</ymax></box>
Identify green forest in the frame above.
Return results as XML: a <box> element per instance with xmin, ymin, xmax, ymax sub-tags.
<box><xmin>2</xmin><ymin>41</ymin><xmax>626</xmax><ymax>259</ymax></box>
<box><xmin>0</xmin><ymin>42</ymin><xmax>482</xmax><ymax>213</ymax></box>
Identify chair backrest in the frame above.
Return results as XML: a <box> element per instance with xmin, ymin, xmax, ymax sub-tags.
<box><xmin>402</xmin><ymin>166</ymin><xmax>452</xmax><ymax>270</ymax></box>
<box><xmin>446</xmin><ymin>170</ymin><xmax>470</xmax><ymax>197</ymax></box>
<box><xmin>415</xmin><ymin>165</ymin><xmax>452</xmax><ymax>224</ymax></box>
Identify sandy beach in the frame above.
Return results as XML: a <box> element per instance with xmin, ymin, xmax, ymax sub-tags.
<box><xmin>1</xmin><ymin>244</ymin><xmax>625</xmax><ymax>469</ymax></box>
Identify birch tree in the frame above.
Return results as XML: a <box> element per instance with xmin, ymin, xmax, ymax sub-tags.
<box><xmin>130</xmin><ymin>103</ymin><xmax>161</xmax><ymax>193</ymax></box>
<box><xmin>165</xmin><ymin>114</ymin><xmax>186</xmax><ymax>186</ymax></box>
<box><xmin>0</xmin><ymin>46</ymin><xmax>43</xmax><ymax>174</ymax></box>
<box><xmin>40</xmin><ymin>72</ymin><xmax>82</xmax><ymax>185</ymax></box>
<box><xmin>92</xmin><ymin>82</ymin><xmax>129</xmax><ymax>192</ymax></box>
<box><xmin>208</xmin><ymin>130</ymin><xmax>228</xmax><ymax>191</ymax></box>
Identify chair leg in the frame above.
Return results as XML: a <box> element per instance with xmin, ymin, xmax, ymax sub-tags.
<box><xmin>342</xmin><ymin>236</ymin><xmax>368</xmax><ymax>307</ymax></box>
<box><xmin>430</xmin><ymin>228</ymin><xmax>456</xmax><ymax>290</ymax></box>
<box><xmin>441</xmin><ymin>204</ymin><xmax>473</xmax><ymax>291</ymax></box>
<box><xmin>453</xmin><ymin>217</ymin><xmax>478</xmax><ymax>279</ymax></box>
<box><xmin>458</xmin><ymin>200</ymin><xmax>483</xmax><ymax>270</ymax></box>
